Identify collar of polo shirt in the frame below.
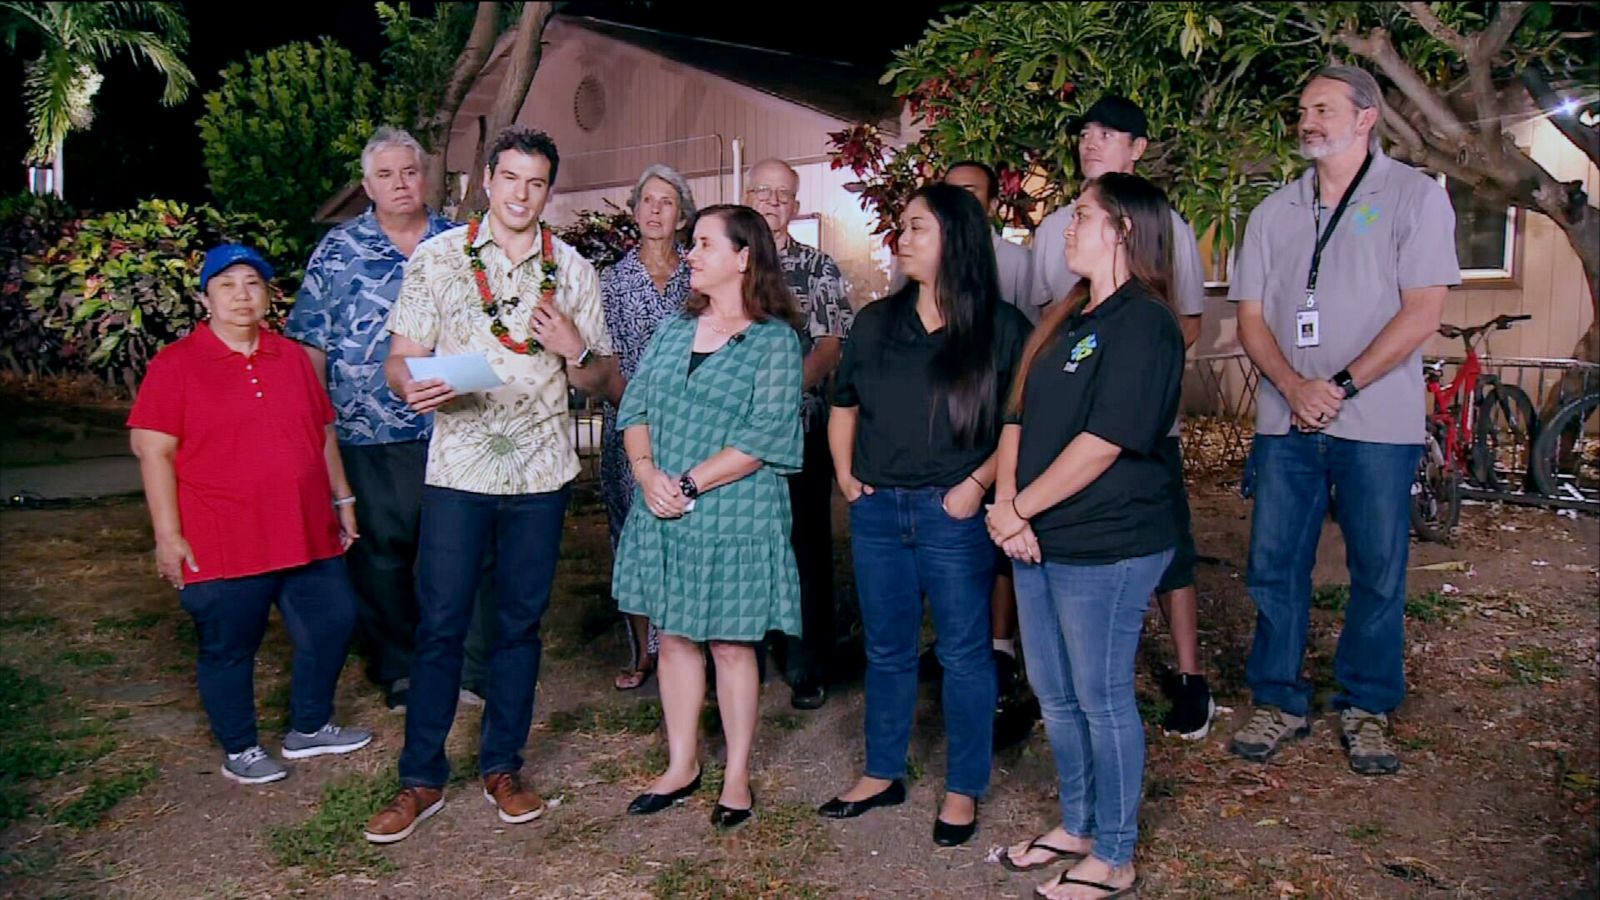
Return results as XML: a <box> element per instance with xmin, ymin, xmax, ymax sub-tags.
<box><xmin>1289</xmin><ymin>148</ymin><xmax>1397</xmax><ymax>208</ymax></box>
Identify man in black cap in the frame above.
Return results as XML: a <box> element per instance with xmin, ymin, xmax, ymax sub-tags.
<box><xmin>1028</xmin><ymin>95</ymin><xmax>1216</xmax><ymax>741</ymax></box>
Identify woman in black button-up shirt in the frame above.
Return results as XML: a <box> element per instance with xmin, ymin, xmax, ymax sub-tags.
<box><xmin>820</xmin><ymin>184</ymin><xmax>1031</xmax><ymax>847</ymax></box>
<box><xmin>986</xmin><ymin>173</ymin><xmax>1184</xmax><ymax>899</ymax></box>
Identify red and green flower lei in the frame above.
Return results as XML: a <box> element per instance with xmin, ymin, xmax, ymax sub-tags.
<box><xmin>465</xmin><ymin>216</ymin><xmax>559</xmax><ymax>355</ymax></box>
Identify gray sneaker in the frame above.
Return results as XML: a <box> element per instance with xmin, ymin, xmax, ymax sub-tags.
<box><xmin>222</xmin><ymin>746</ymin><xmax>287</xmax><ymax>784</ymax></box>
<box><xmin>1340</xmin><ymin>709</ymin><xmax>1401</xmax><ymax>775</ymax></box>
<box><xmin>459</xmin><ymin>688</ymin><xmax>486</xmax><ymax>708</ymax></box>
<box><xmin>1229</xmin><ymin>706</ymin><xmax>1310</xmax><ymax>761</ymax></box>
<box><xmin>281</xmin><ymin>723</ymin><xmax>373</xmax><ymax>759</ymax></box>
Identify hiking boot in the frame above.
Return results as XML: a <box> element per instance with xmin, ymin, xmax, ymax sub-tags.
<box><xmin>365</xmin><ymin>786</ymin><xmax>445</xmax><ymax>844</ymax></box>
<box><xmin>483</xmin><ymin>771</ymin><xmax>546</xmax><ymax>823</ymax></box>
<box><xmin>221</xmin><ymin>746</ymin><xmax>287</xmax><ymax>785</ymax></box>
<box><xmin>1161</xmin><ymin>674</ymin><xmax>1216</xmax><ymax>741</ymax></box>
<box><xmin>1340</xmin><ymin>708</ymin><xmax>1401</xmax><ymax>776</ymax></box>
<box><xmin>1229</xmin><ymin>706</ymin><xmax>1310</xmax><ymax>761</ymax></box>
<box><xmin>282</xmin><ymin>723</ymin><xmax>373</xmax><ymax>759</ymax></box>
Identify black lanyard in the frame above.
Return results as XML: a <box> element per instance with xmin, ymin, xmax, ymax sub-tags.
<box><xmin>1304</xmin><ymin>152</ymin><xmax>1374</xmax><ymax>308</ymax></box>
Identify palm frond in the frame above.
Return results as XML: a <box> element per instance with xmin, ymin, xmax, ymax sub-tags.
<box><xmin>22</xmin><ymin>47</ymin><xmax>98</xmax><ymax>163</ymax></box>
<box><xmin>83</xmin><ymin>26</ymin><xmax>194</xmax><ymax>103</ymax></box>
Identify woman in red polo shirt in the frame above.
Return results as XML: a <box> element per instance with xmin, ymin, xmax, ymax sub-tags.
<box><xmin>129</xmin><ymin>245</ymin><xmax>373</xmax><ymax>785</ymax></box>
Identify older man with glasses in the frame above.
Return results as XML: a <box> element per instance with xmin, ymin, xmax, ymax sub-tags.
<box><xmin>745</xmin><ymin>158</ymin><xmax>855</xmax><ymax>710</ymax></box>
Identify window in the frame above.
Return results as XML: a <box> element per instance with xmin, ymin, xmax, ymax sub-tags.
<box><xmin>787</xmin><ymin>214</ymin><xmax>821</xmax><ymax>250</ymax></box>
<box><xmin>1437</xmin><ymin>173</ymin><xmax>1517</xmax><ymax>280</ymax></box>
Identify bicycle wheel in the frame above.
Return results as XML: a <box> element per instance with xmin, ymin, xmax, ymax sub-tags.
<box><xmin>1411</xmin><ymin>422</ymin><xmax>1460</xmax><ymax>543</ymax></box>
<box><xmin>1530</xmin><ymin>391</ymin><xmax>1600</xmax><ymax>500</ymax></box>
<box><xmin>1471</xmin><ymin>382</ymin><xmax>1537</xmax><ymax>490</ymax></box>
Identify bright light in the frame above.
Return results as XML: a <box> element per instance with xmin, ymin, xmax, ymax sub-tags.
<box><xmin>1559</xmin><ymin>98</ymin><xmax>1580</xmax><ymax>116</ymax></box>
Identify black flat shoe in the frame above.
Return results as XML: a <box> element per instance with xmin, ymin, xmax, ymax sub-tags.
<box><xmin>626</xmin><ymin>770</ymin><xmax>702</xmax><ymax>815</ymax></box>
<box><xmin>790</xmin><ymin>678</ymin><xmax>827</xmax><ymax>710</ymax></box>
<box><xmin>817</xmin><ymin>779</ymin><xmax>906</xmax><ymax>819</ymax></box>
<box><xmin>711</xmin><ymin>789</ymin><xmax>754</xmax><ymax>830</ymax></box>
<box><xmin>933</xmin><ymin>814</ymin><xmax>978</xmax><ymax>847</ymax></box>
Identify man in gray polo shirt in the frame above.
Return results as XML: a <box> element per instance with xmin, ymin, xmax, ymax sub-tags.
<box><xmin>1227</xmin><ymin>66</ymin><xmax>1459</xmax><ymax>775</ymax></box>
<box><xmin>943</xmin><ymin>160</ymin><xmax>1035</xmax><ymax>318</ymax></box>
<box><xmin>1031</xmin><ymin>95</ymin><xmax>1215</xmax><ymax>741</ymax></box>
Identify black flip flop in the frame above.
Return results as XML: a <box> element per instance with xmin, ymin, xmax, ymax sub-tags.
<box><xmin>1001</xmin><ymin>838</ymin><xmax>1087</xmax><ymax>872</ymax></box>
<box><xmin>1036</xmin><ymin>874</ymin><xmax>1141</xmax><ymax>898</ymax></box>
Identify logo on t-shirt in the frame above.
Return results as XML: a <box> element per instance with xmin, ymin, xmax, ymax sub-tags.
<box><xmin>1353</xmin><ymin>204</ymin><xmax>1380</xmax><ymax>235</ymax></box>
<box><xmin>1063</xmin><ymin>333</ymin><xmax>1098</xmax><ymax>373</ymax></box>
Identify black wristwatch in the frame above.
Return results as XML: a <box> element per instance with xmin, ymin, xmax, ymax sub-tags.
<box><xmin>1332</xmin><ymin>369</ymin><xmax>1359</xmax><ymax>399</ymax></box>
<box><xmin>678</xmin><ymin>472</ymin><xmax>700</xmax><ymax>500</ymax></box>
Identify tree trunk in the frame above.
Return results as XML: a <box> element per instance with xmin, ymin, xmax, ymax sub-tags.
<box><xmin>421</xmin><ymin>2</ymin><xmax>503</xmax><ymax>211</ymax></box>
<box><xmin>458</xmin><ymin>2</ymin><xmax>557</xmax><ymax>216</ymax></box>
<box><xmin>52</xmin><ymin>141</ymin><xmax>63</xmax><ymax>200</ymax></box>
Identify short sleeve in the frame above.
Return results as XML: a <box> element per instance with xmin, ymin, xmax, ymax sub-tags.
<box><xmin>1398</xmin><ymin>181</ymin><xmax>1462</xmax><ymax>290</ymax></box>
<box><xmin>808</xmin><ymin>254</ymin><xmax>853</xmax><ymax>340</ymax></box>
<box><xmin>1227</xmin><ymin>205</ymin><xmax>1271</xmax><ymax>304</ymax></box>
<box><xmin>1030</xmin><ymin>206</ymin><xmax>1071</xmax><ymax>308</ymax></box>
<box><xmin>386</xmin><ymin>248</ymin><xmax>440</xmax><ymax>348</ymax></box>
<box><xmin>830</xmin><ymin>323</ymin><xmax>862</xmax><ymax>408</ymax></box>
<box><xmin>294</xmin><ymin>346</ymin><xmax>336</xmax><ymax>426</ymax></box>
<box><xmin>126</xmin><ymin>350</ymin><xmax>185</xmax><ymax>438</ymax></box>
<box><xmin>994</xmin><ymin>304</ymin><xmax>1034</xmax><ymax>402</ymax></box>
<box><xmin>284</xmin><ymin>231</ymin><xmax>337</xmax><ymax>350</ymax></box>
<box><xmin>1082</xmin><ymin>312</ymin><xmax>1183</xmax><ymax>456</ymax></box>
<box><xmin>1170</xmin><ymin>212</ymin><xmax>1207</xmax><ymax>317</ymax></box>
<box><xmin>617</xmin><ymin>323</ymin><xmax>672</xmax><ymax>430</ymax></box>
<box><xmin>731</xmin><ymin>326</ymin><xmax>804</xmax><ymax>473</ymax></box>
<box><xmin>562</xmin><ymin>252</ymin><xmax>615</xmax><ymax>356</ymax></box>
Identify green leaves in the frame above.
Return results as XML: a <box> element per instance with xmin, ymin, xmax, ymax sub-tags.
<box><xmin>197</xmin><ymin>39</ymin><xmax>381</xmax><ymax>255</ymax></box>
<box><xmin>22</xmin><ymin>199</ymin><xmax>303</xmax><ymax>389</ymax></box>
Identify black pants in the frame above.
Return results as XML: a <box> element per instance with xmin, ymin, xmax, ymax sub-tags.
<box><xmin>784</xmin><ymin>423</ymin><xmax>837</xmax><ymax>684</ymax></box>
<box><xmin>341</xmin><ymin>440</ymin><xmax>495</xmax><ymax>691</ymax></box>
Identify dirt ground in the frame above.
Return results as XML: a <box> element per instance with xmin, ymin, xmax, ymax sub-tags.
<box><xmin>0</xmin><ymin>478</ymin><xmax>1596</xmax><ymax>899</ymax></box>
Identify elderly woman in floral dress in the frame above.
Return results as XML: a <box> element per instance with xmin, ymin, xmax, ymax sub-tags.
<box><xmin>600</xmin><ymin>164</ymin><xmax>697</xmax><ymax>690</ymax></box>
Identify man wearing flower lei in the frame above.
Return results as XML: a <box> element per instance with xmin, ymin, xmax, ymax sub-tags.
<box><xmin>367</xmin><ymin>126</ymin><xmax>616</xmax><ymax>844</ymax></box>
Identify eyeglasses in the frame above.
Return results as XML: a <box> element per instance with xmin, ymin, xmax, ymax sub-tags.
<box><xmin>747</xmin><ymin>184</ymin><xmax>796</xmax><ymax>203</ymax></box>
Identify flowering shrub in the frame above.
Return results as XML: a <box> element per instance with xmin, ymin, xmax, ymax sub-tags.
<box><xmin>556</xmin><ymin>201</ymin><xmax>641</xmax><ymax>271</ymax></box>
<box><xmin>24</xmin><ymin>200</ymin><xmax>303</xmax><ymax>392</ymax></box>
<box><xmin>0</xmin><ymin>194</ymin><xmax>80</xmax><ymax>376</ymax></box>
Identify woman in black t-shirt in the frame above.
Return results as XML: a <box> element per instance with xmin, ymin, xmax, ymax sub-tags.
<box><xmin>986</xmin><ymin>173</ymin><xmax>1184</xmax><ymax>899</ymax></box>
<box><xmin>819</xmin><ymin>184</ymin><xmax>1031</xmax><ymax>847</ymax></box>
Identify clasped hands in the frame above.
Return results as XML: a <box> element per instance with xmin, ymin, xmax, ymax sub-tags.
<box><xmin>1287</xmin><ymin>375</ymin><xmax>1346</xmax><ymax>432</ymax></box>
<box><xmin>636</xmin><ymin>461</ymin><xmax>689</xmax><ymax>519</ymax></box>
<box><xmin>984</xmin><ymin>496</ymin><xmax>1041</xmax><ymax>564</ymax></box>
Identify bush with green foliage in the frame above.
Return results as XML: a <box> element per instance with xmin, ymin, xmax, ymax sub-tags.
<box><xmin>197</xmin><ymin>39</ymin><xmax>381</xmax><ymax>255</ymax></box>
<box><xmin>0</xmin><ymin>193</ymin><xmax>81</xmax><ymax>375</ymax></box>
<box><xmin>24</xmin><ymin>199</ymin><xmax>302</xmax><ymax>393</ymax></box>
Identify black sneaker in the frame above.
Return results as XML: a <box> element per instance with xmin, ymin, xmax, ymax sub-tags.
<box><xmin>385</xmin><ymin>678</ymin><xmax>410</xmax><ymax>712</ymax></box>
<box><xmin>1161</xmin><ymin>674</ymin><xmax>1215</xmax><ymax>741</ymax></box>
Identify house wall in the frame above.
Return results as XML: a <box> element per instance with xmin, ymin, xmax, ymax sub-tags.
<box><xmin>447</xmin><ymin>20</ymin><xmax>856</xmax><ymax>193</ymax></box>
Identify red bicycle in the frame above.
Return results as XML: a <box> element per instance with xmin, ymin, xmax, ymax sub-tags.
<box><xmin>1411</xmin><ymin>314</ymin><xmax>1537</xmax><ymax>542</ymax></box>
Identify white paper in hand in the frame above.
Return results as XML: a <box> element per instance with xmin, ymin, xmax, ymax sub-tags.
<box><xmin>405</xmin><ymin>353</ymin><xmax>505</xmax><ymax>394</ymax></box>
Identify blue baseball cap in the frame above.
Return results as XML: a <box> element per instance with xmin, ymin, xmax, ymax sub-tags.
<box><xmin>199</xmin><ymin>244</ymin><xmax>274</xmax><ymax>292</ymax></box>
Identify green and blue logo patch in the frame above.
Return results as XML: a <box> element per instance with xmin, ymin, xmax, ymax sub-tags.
<box><xmin>1064</xmin><ymin>333</ymin><xmax>1097</xmax><ymax>373</ymax></box>
<box><xmin>1352</xmin><ymin>203</ymin><xmax>1380</xmax><ymax>235</ymax></box>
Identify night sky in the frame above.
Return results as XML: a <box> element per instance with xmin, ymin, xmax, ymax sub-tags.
<box><xmin>2</xmin><ymin>0</ymin><xmax>963</xmax><ymax>211</ymax></box>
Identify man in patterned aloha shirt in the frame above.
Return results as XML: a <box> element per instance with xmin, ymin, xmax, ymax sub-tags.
<box><xmin>746</xmin><ymin>158</ymin><xmax>854</xmax><ymax>710</ymax></box>
<box><xmin>287</xmin><ymin>127</ymin><xmax>498</xmax><ymax>712</ymax></box>
<box><xmin>365</xmin><ymin>127</ymin><xmax>617</xmax><ymax>844</ymax></box>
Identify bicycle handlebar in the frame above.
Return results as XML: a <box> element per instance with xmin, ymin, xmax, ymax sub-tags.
<box><xmin>1437</xmin><ymin>313</ymin><xmax>1532</xmax><ymax>341</ymax></box>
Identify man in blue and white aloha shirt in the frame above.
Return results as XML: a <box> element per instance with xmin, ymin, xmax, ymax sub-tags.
<box><xmin>285</xmin><ymin>127</ymin><xmax>488</xmax><ymax>710</ymax></box>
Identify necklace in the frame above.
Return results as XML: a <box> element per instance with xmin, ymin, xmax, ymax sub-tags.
<box><xmin>465</xmin><ymin>216</ymin><xmax>558</xmax><ymax>355</ymax></box>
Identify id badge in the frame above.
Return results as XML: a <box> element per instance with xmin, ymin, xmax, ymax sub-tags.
<box><xmin>1295</xmin><ymin>309</ymin><xmax>1321</xmax><ymax>348</ymax></box>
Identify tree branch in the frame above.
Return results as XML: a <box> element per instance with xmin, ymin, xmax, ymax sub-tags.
<box><xmin>1520</xmin><ymin>65</ymin><xmax>1600</xmax><ymax>167</ymax></box>
<box><xmin>1337</xmin><ymin>26</ymin><xmax>1470</xmax><ymax>149</ymax></box>
<box><xmin>421</xmin><ymin>1</ymin><xmax>501</xmax><ymax>209</ymax></box>
<box><xmin>1402</xmin><ymin>1</ymin><xmax>1467</xmax><ymax>54</ymax></box>
<box><xmin>1477</xmin><ymin>1</ymin><xmax>1529</xmax><ymax>60</ymax></box>
<box><xmin>1467</xmin><ymin>2</ymin><xmax>1529</xmax><ymax>157</ymax></box>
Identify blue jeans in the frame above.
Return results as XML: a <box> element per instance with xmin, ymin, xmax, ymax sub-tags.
<box><xmin>399</xmin><ymin>485</ymin><xmax>569</xmax><ymax>788</ymax></box>
<box><xmin>850</xmin><ymin>487</ymin><xmax>996</xmax><ymax>798</ymax></box>
<box><xmin>179</xmin><ymin>557</ymin><xmax>358</xmax><ymax>754</ymax></box>
<box><xmin>1245</xmin><ymin>432</ymin><xmax>1421</xmax><ymax>717</ymax></box>
<box><xmin>1014</xmin><ymin>549</ymin><xmax>1172</xmax><ymax>867</ymax></box>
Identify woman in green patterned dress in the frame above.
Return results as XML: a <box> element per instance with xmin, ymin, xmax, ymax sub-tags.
<box><xmin>612</xmin><ymin>204</ymin><xmax>804</xmax><ymax>829</ymax></box>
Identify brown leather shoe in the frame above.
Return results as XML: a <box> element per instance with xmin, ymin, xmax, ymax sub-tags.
<box><xmin>364</xmin><ymin>786</ymin><xmax>444</xmax><ymax>844</ymax></box>
<box><xmin>483</xmin><ymin>772</ymin><xmax>545</xmax><ymax>824</ymax></box>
